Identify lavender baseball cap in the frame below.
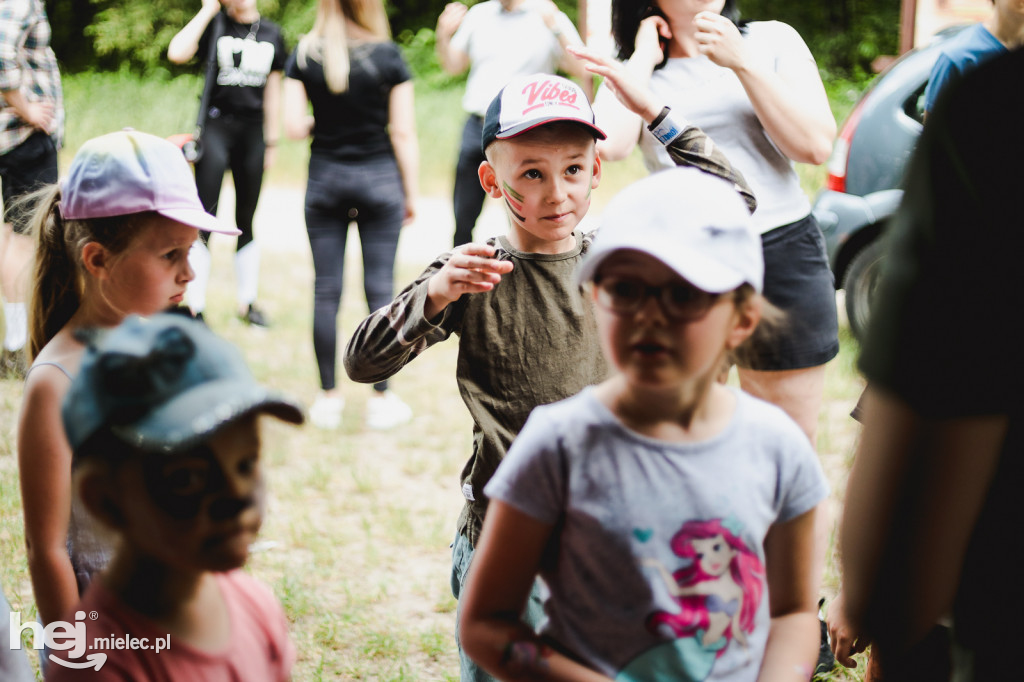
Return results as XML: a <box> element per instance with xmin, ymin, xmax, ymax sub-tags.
<box><xmin>59</xmin><ymin>129</ymin><xmax>240</xmax><ymax>235</ymax></box>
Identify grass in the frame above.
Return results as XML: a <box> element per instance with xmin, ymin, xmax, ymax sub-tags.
<box><xmin>1</xmin><ymin>71</ymin><xmax>872</xmax><ymax>679</ymax></box>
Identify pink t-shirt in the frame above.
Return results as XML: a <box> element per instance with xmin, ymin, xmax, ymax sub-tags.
<box><xmin>46</xmin><ymin>570</ymin><xmax>293</xmax><ymax>681</ymax></box>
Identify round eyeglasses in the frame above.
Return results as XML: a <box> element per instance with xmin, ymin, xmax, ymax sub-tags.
<box><xmin>593</xmin><ymin>276</ymin><xmax>724</xmax><ymax>321</ymax></box>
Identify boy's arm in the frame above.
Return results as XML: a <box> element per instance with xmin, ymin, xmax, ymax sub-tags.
<box><xmin>344</xmin><ymin>243</ymin><xmax>514</xmax><ymax>383</ymax></box>
<box><xmin>663</xmin><ymin>122</ymin><xmax>757</xmax><ymax>214</ymax></box>
<box><xmin>570</xmin><ymin>45</ymin><xmax>756</xmax><ymax>213</ymax></box>
<box><xmin>343</xmin><ymin>253</ymin><xmax>460</xmax><ymax>385</ymax></box>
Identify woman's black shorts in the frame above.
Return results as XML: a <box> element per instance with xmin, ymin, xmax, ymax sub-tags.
<box><xmin>742</xmin><ymin>213</ymin><xmax>840</xmax><ymax>371</ymax></box>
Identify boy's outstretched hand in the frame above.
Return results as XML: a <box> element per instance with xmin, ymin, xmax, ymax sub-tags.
<box><xmin>425</xmin><ymin>243</ymin><xmax>514</xmax><ymax>319</ymax></box>
<box><xmin>566</xmin><ymin>46</ymin><xmax>662</xmax><ymax>124</ymax></box>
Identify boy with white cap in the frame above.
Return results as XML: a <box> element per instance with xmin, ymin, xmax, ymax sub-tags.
<box><xmin>343</xmin><ymin>73</ymin><xmax>753</xmax><ymax>680</ymax></box>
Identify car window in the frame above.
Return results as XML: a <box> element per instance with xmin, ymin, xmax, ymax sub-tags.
<box><xmin>904</xmin><ymin>81</ymin><xmax>928</xmax><ymax>125</ymax></box>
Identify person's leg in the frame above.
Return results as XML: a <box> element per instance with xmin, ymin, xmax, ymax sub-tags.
<box><xmin>355</xmin><ymin>159</ymin><xmax>411</xmax><ymax>428</ymax></box>
<box><xmin>0</xmin><ymin>132</ymin><xmax>58</xmax><ymax>356</ymax></box>
<box><xmin>188</xmin><ymin>116</ymin><xmax>231</xmax><ymax>317</ymax></box>
<box><xmin>305</xmin><ymin>157</ymin><xmax>350</xmax><ymax>428</ymax></box>
<box><xmin>452</xmin><ymin>116</ymin><xmax>487</xmax><ymax>247</ymax></box>
<box><xmin>738</xmin><ymin>365</ymin><xmax>827</xmax><ymax>447</ymax></box>
<box><xmin>229</xmin><ymin>118</ymin><xmax>268</xmax><ymax>323</ymax></box>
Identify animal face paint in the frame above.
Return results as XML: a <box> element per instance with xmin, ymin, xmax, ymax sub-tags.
<box><xmin>141</xmin><ymin>445</ymin><xmax>260</xmax><ymax>521</ymax></box>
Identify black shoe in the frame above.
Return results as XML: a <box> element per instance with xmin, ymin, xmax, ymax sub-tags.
<box><xmin>815</xmin><ymin>600</ymin><xmax>836</xmax><ymax>676</ymax></box>
<box><xmin>242</xmin><ymin>304</ymin><xmax>269</xmax><ymax>328</ymax></box>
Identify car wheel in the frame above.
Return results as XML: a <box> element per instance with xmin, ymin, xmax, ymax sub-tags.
<box><xmin>842</xmin><ymin>238</ymin><xmax>885</xmax><ymax>342</ymax></box>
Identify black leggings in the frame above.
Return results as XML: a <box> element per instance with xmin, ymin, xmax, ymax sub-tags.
<box><xmin>194</xmin><ymin>111</ymin><xmax>265</xmax><ymax>249</ymax></box>
<box><xmin>305</xmin><ymin>154</ymin><xmax>405</xmax><ymax>393</ymax></box>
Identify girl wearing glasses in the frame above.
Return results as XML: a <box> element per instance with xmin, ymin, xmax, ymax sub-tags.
<box><xmin>459</xmin><ymin>168</ymin><xmax>828</xmax><ymax>681</ymax></box>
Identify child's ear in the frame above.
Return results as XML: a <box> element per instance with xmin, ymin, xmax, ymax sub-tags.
<box><xmin>81</xmin><ymin>242</ymin><xmax>112</xmax><ymax>280</ymax></box>
<box><xmin>478</xmin><ymin>160</ymin><xmax>503</xmax><ymax>199</ymax></box>
<box><xmin>726</xmin><ymin>295</ymin><xmax>762</xmax><ymax>350</ymax></box>
<box><xmin>78</xmin><ymin>465</ymin><xmax>128</xmax><ymax>531</ymax></box>
<box><xmin>591</xmin><ymin>153</ymin><xmax>602</xmax><ymax>190</ymax></box>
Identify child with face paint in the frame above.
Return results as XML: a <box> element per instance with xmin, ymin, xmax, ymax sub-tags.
<box><xmin>343</xmin><ymin>72</ymin><xmax>753</xmax><ymax>681</ymax></box>
<box><xmin>47</xmin><ymin>313</ymin><xmax>303</xmax><ymax>680</ymax></box>
<box><xmin>459</xmin><ymin>168</ymin><xmax>828</xmax><ymax>681</ymax></box>
<box><xmin>15</xmin><ymin>130</ymin><xmax>241</xmax><ymax>632</ymax></box>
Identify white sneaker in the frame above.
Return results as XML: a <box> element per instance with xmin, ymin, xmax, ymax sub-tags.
<box><xmin>310</xmin><ymin>393</ymin><xmax>344</xmax><ymax>430</ymax></box>
<box><xmin>366</xmin><ymin>391</ymin><xmax>413</xmax><ymax>430</ymax></box>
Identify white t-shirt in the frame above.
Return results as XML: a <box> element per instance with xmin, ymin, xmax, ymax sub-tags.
<box><xmin>485</xmin><ymin>386</ymin><xmax>829</xmax><ymax>680</ymax></box>
<box><xmin>452</xmin><ymin>0</ymin><xmax>582</xmax><ymax>116</ymax></box>
<box><xmin>595</xmin><ymin>21</ymin><xmax>816</xmax><ymax>234</ymax></box>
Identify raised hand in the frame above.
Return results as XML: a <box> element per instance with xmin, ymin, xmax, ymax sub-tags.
<box><xmin>567</xmin><ymin>46</ymin><xmax>661</xmax><ymax>123</ymax></box>
<box><xmin>425</xmin><ymin>243</ymin><xmax>515</xmax><ymax>318</ymax></box>
<box><xmin>694</xmin><ymin>11</ymin><xmax>748</xmax><ymax>71</ymax></box>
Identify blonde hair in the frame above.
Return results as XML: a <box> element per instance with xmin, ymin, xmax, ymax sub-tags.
<box><xmin>21</xmin><ymin>186</ymin><xmax>149</xmax><ymax>361</ymax></box>
<box><xmin>296</xmin><ymin>0</ymin><xmax>391</xmax><ymax>94</ymax></box>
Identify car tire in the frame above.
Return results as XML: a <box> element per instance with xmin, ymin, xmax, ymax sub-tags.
<box><xmin>842</xmin><ymin>237</ymin><xmax>885</xmax><ymax>343</ymax></box>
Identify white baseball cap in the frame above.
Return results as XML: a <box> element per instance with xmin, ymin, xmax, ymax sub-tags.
<box><xmin>481</xmin><ymin>73</ymin><xmax>606</xmax><ymax>153</ymax></box>
<box><xmin>577</xmin><ymin>167</ymin><xmax>764</xmax><ymax>293</ymax></box>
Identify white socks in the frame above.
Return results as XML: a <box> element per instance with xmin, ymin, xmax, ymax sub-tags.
<box><xmin>186</xmin><ymin>240</ymin><xmax>212</xmax><ymax>314</ymax></box>
<box><xmin>187</xmin><ymin>241</ymin><xmax>263</xmax><ymax>313</ymax></box>
<box><xmin>3</xmin><ymin>301</ymin><xmax>27</xmax><ymax>352</ymax></box>
<box><xmin>235</xmin><ymin>241</ymin><xmax>261</xmax><ymax>307</ymax></box>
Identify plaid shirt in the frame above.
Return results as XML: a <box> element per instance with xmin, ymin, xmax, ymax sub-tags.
<box><xmin>0</xmin><ymin>0</ymin><xmax>63</xmax><ymax>154</ymax></box>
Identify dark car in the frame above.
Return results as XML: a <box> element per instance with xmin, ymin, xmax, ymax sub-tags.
<box><xmin>812</xmin><ymin>25</ymin><xmax>967</xmax><ymax>341</ymax></box>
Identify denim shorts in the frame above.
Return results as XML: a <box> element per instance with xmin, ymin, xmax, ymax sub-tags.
<box><xmin>0</xmin><ymin>131</ymin><xmax>58</xmax><ymax>232</ymax></box>
<box><xmin>451</xmin><ymin>532</ymin><xmax>547</xmax><ymax>682</ymax></box>
<box><xmin>743</xmin><ymin>213</ymin><xmax>840</xmax><ymax>371</ymax></box>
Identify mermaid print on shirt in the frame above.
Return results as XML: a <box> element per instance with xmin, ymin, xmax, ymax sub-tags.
<box><xmin>618</xmin><ymin>518</ymin><xmax>765</xmax><ymax>681</ymax></box>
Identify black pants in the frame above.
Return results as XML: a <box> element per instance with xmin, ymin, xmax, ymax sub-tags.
<box><xmin>194</xmin><ymin>110</ymin><xmax>265</xmax><ymax>250</ymax></box>
<box><xmin>305</xmin><ymin>154</ymin><xmax>405</xmax><ymax>392</ymax></box>
<box><xmin>452</xmin><ymin>115</ymin><xmax>486</xmax><ymax>247</ymax></box>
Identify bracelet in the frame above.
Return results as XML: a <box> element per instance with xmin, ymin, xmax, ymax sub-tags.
<box><xmin>647</xmin><ymin>106</ymin><xmax>685</xmax><ymax>146</ymax></box>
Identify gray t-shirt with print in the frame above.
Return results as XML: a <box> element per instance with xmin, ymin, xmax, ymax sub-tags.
<box><xmin>485</xmin><ymin>386</ymin><xmax>828</xmax><ymax>680</ymax></box>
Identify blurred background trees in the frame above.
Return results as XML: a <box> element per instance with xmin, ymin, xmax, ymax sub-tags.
<box><xmin>50</xmin><ymin>0</ymin><xmax>899</xmax><ymax>83</ymax></box>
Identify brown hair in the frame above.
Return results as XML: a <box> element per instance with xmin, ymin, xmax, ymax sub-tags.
<box><xmin>727</xmin><ymin>284</ymin><xmax>786</xmax><ymax>369</ymax></box>
<box><xmin>21</xmin><ymin>186</ymin><xmax>148</xmax><ymax>361</ymax></box>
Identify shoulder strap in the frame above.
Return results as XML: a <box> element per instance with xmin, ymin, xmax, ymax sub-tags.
<box><xmin>195</xmin><ymin>12</ymin><xmax>226</xmax><ymax>134</ymax></box>
<box><xmin>26</xmin><ymin>360</ymin><xmax>73</xmax><ymax>381</ymax></box>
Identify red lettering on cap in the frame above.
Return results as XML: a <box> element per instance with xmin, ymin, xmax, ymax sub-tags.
<box><xmin>520</xmin><ymin>80</ymin><xmax>580</xmax><ymax>115</ymax></box>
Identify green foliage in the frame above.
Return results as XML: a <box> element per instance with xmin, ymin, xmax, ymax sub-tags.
<box><xmin>396</xmin><ymin>28</ymin><xmax>465</xmax><ymax>89</ymax></box>
<box><xmin>50</xmin><ymin>0</ymin><xmax>897</xmax><ymax>85</ymax></box>
<box><xmin>739</xmin><ymin>0</ymin><xmax>900</xmax><ymax>82</ymax></box>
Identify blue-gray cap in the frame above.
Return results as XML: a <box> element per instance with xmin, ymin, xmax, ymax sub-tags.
<box><xmin>63</xmin><ymin>314</ymin><xmax>304</xmax><ymax>455</ymax></box>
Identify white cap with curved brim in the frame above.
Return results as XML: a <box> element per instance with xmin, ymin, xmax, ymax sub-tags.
<box><xmin>577</xmin><ymin>167</ymin><xmax>764</xmax><ymax>293</ymax></box>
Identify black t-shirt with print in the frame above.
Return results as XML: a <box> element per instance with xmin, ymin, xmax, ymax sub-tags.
<box><xmin>198</xmin><ymin>12</ymin><xmax>286</xmax><ymax>120</ymax></box>
<box><xmin>284</xmin><ymin>41</ymin><xmax>411</xmax><ymax>162</ymax></box>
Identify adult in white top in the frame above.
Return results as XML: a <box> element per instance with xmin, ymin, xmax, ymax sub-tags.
<box><xmin>435</xmin><ymin>0</ymin><xmax>585</xmax><ymax>246</ymax></box>
<box><xmin>587</xmin><ymin>0</ymin><xmax>837</xmax><ymax>448</ymax></box>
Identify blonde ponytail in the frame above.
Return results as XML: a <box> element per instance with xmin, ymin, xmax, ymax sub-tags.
<box><xmin>297</xmin><ymin>0</ymin><xmax>392</xmax><ymax>95</ymax></box>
